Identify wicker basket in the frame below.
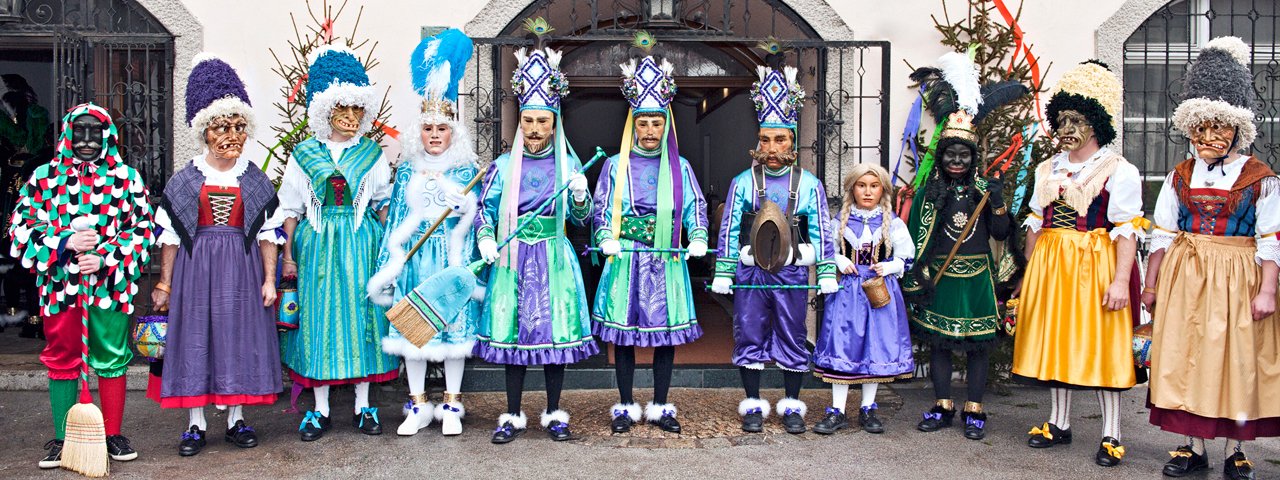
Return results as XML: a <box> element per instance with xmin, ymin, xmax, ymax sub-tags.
<box><xmin>861</xmin><ymin>276</ymin><xmax>891</xmax><ymax>309</ymax></box>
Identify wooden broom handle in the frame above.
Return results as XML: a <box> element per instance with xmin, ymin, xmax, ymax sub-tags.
<box><xmin>403</xmin><ymin>164</ymin><xmax>490</xmax><ymax>261</ymax></box>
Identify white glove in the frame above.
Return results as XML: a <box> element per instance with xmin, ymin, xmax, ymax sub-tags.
<box><xmin>599</xmin><ymin>239</ymin><xmax>622</xmax><ymax>256</ymax></box>
<box><xmin>711</xmin><ymin>277</ymin><xmax>733</xmax><ymax>295</ymax></box>
<box><xmin>478</xmin><ymin>238</ymin><xmax>499</xmax><ymax>264</ymax></box>
<box><xmin>835</xmin><ymin>254</ymin><xmax>855</xmax><ymax>274</ymax></box>
<box><xmin>568</xmin><ymin>173</ymin><xmax>589</xmax><ymax>202</ymax></box>
<box><xmin>873</xmin><ymin>258</ymin><xmax>905</xmax><ymax>277</ymax></box>
<box><xmin>686</xmin><ymin>240</ymin><xmax>708</xmax><ymax>259</ymax></box>
<box><xmin>739</xmin><ymin>246</ymin><xmax>755</xmax><ymax>267</ymax></box>
<box><xmin>818</xmin><ymin>277</ymin><xmax>839</xmax><ymax>295</ymax></box>
<box><xmin>444</xmin><ymin>190</ymin><xmax>475</xmax><ymax>216</ymax></box>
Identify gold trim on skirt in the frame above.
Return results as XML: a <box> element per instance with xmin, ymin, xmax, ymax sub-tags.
<box><xmin>1012</xmin><ymin>228</ymin><xmax>1136</xmax><ymax>389</ymax></box>
<box><xmin>1150</xmin><ymin>233</ymin><xmax>1280</xmax><ymax>421</ymax></box>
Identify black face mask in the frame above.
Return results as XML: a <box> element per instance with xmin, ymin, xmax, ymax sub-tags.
<box><xmin>70</xmin><ymin>114</ymin><xmax>105</xmax><ymax>162</ymax></box>
<box><xmin>941</xmin><ymin>143</ymin><xmax>974</xmax><ymax>180</ymax></box>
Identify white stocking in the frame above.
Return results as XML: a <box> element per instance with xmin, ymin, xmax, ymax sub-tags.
<box><xmin>1096</xmin><ymin>390</ymin><xmax>1120</xmax><ymax>440</ymax></box>
<box><xmin>1049</xmin><ymin>388</ymin><xmax>1072</xmax><ymax>430</ymax></box>
<box><xmin>313</xmin><ymin>386</ymin><xmax>331</xmax><ymax>417</ymax></box>
<box><xmin>226</xmin><ymin>405</ymin><xmax>244</xmax><ymax>429</ymax></box>
<box><xmin>1190</xmin><ymin>437</ymin><xmax>1206</xmax><ymax>455</ymax></box>
<box><xmin>187</xmin><ymin>407</ymin><xmax>207</xmax><ymax>431</ymax></box>
<box><xmin>405</xmin><ymin>359</ymin><xmax>428</xmax><ymax>397</ymax></box>
<box><xmin>354</xmin><ymin>382</ymin><xmax>371</xmax><ymax>413</ymax></box>
<box><xmin>860</xmin><ymin>383</ymin><xmax>878</xmax><ymax>408</ymax></box>
<box><xmin>444</xmin><ymin>357</ymin><xmax>465</xmax><ymax>396</ymax></box>
<box><xmin>830</xmin><ymin>384</ymin><xmax>849</xmax><ymax>412</ymax></box>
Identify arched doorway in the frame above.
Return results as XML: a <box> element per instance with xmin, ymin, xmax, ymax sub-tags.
<box><xmin>458</xmin><ymin>0</ymin><xmax>891</xmax><ymax>372</ymax></box>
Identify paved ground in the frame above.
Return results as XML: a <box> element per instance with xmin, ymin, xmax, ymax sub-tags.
<box><xmin>1</xmin><ymin>382</ymin><xmax>1278</xmax><ymax>479</ymax></box>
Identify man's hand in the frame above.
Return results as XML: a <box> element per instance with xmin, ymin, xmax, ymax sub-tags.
<box><xmin>151</xmin><ymin>287</ymin><xmax>170</xmax><ymax>312</ymax></box>
<box><xmin>445</xmin><ymin>189</ymin><xmax>475</xmax><ymax>215</ymax></box>
<box><xmin>710</xmin><ymin>277</ymin><xmax>732</xmax><ymax>295</ymax></box>
<box><xmin>686</xmin><ymin>240</ymin><xmax>708</xmax><ymax>259</ymax></box>
<box><xmin>77</xmin><ymin>254</ymin><xmax>102</xmax><ymax>275</ymax></box>
<box><xmin>1140</xmin><ymin>290</ymin><xmax>1157</xmax><ymax>313</ymax></box>
<box><xmin>598</xmin><ymin>239</ymin><xmax>622</xmax><ymax>256</ymax></box>
<box><xmin>1103</xmin><ymin>281</ymin><xmax>1129</xmax><ymax>311</ymax></box>
<box><xmin>478</xmin><ymin>238</ymin><xmax>500</xmax><ymax>264</ymax></box>
<box><xmin>835</xmin><ymin>255</ymin><xmax>855</xmax><ymax>275</ymax></box>
<box><xmin>1252</xmin><ymin>291</ymin><xmax>1277</xmax><ymax>321</ymax></box>
<box><xmin>262</xmin><ymin>281</ymin><xmax>278</xmax><ymax>308</ymax></box>
<box><xmin>818</xmin><ymin>277</ymin><xmax>839</xmax><ymax>295</ymax></box>
<box><xmin>568</xmin><ymin>174</ymin><xmax>589</xmax><ymax>202</ymax></box>
<box><xmin>282</xmin><ymin>260</ymin><xmax>298</xmax><ymax>279</ymax></box>
<box><xmin>70</xmin><ymin>230</ymin><xmax>100</xmax><ymax>253</ymax></box>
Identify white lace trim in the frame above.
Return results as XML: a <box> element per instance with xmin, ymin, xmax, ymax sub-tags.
<box><xmin>851</xmin><ymin>206</ymin><xmax>882</xmax><ymax>219</ymax></box>
<box><xmin>1149</xmin><ymin>230</ymin><xmax>1175</xmax><ymax>253</ymax></box>
<box><xmin>1021</xmin><ymin>215</ymin><xmax>1043</xmax><ymax>233</ymax></box>
<box><xmin>191</xmin><ymin>154</ymin><xmax>250</xmax><ymax>187</ymax></box>
<box><xmin>1109</xmin><ymin>222</ymin><xmax>1146</xmax><ymax>241</ymax></box>
<box><xmin>1257</xmin><ymin>236</ymin><xmax>1280</xmax><ymax>266</ymax></box>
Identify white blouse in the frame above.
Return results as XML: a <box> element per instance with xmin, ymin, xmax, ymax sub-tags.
<box><xmin>154</xmin><ymin>154</ymin><xmax>284</xmax><ymax>246</ymax></box>
<box><xmin>834</xmin><ymin>206</ymin><xmax>915</xmax><ymax>277</ymax></box>
<box><xmin>1150</xmin><ymin>156</ymin><xmax>1280</xmax><ymax>265</ymax></box>
<box><xmin>1021</xmin><ymin>148</ymin><xmax>1145</xmax><ymax>240</ymax></box>
<box><xmin>276</xmin><ymin>136</ymin><xmax>393</xmax><ymax>232</ymax></box>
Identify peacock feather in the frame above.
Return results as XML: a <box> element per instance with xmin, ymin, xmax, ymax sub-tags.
<box><xmin>632</xmin><ymin>30</ymin><xmax>657</xmax><ymax>52</ymax></box>
<box><xmin>523</xmin><ymin>17</ymin><xmax>554</xmax><ymax>37</ymax></box>
<box><xmin>756</xmin><ymin>37</ymin><xmax>785</xmax><ymax>55</ymax></box>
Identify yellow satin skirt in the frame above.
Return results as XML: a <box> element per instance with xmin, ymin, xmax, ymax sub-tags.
<box><xmin>1011</xmin><ymin>228</ymin><xmax>1136</xmax><ymax>389</ymax></box>
<box><xmin>1150</xmin><ymin>233</ymin><xmax>1280</xmax><ymax>421</ymax></box>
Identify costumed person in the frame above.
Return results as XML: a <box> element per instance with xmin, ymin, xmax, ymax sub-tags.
<box><xmin>150</xmin><ymin>54</ymin><xmax>284</xmax><ymax>456</ymax></box>
<box><xmin>1143</xmin><ymin>37</ymin><xmax>1280</xmax><ymax>480</ymax></box>
<box><xmin>278</xmin><ymin>45</ymin><xmax>399</xmax><ymax>441</ymax></box>
<box><xmin>366</xmin><ymin>28</ymin><xmax>480</xmax><ymax>437</ymax></box>
<box><xmin>0</xmin><ymin>74</ymin><xmax>53</xmax><ymax>335</ymax></box>
<box><xmin>710</xmin><ymin>44</ymin><xmax>837</xmax><ymax>435</ymax></box>
<box><xmin>9</xmin><ymin>103</ymin><xmax>154</xmax><ymax>468</ymax></box>
<box><xmin>473</xmin><ymin>18</ymin><xmax>596</xmax><ymax>444</ymax></box>
<box><xmin>810</xmin><ymin>163</ymin><xmax>914</xmax><ymax>435</ymax></box>
<box><xmin>593</xmin><ymin>32</ymin><xmax>709</xmax><ymax>434</ymax></box>
<box><xmin>899</xmin><ymin>52</ymin><xmax>1022</xmax><ymax>441</ymax></box>
<box><xmin>1011</xmin><ymin>60</ymin><xmax>1146</xmax><ymax>468</ymax></box>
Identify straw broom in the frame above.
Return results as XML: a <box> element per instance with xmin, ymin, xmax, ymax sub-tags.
<box><xmin>385</xmin><ymin>164</ymin><xmax>489</xmax><ymax>347</ymax></box>
<box><xmin>62</xmin><ymin>217</ymin><xmax>108</xmax><ymax>477</ymax></box>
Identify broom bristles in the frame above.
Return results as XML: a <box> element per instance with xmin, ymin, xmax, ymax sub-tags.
<box><xmin>62</xmin><ymin>402</ymin><xmax>109</xmax><ymax>477</ymax></box>
<box><xmin>387</xmin><ymin>300</ymin><xmax>440</xmax><ymax>348</ymax></box>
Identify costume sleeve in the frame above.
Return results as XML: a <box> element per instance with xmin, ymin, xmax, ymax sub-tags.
<box><xmin>681</xmin><ymin>159</ymin><xmax>709</xmax><ymax>243</ymax></box>
<box><xmin>257</xmin><ymin>207</ymin><xmax>287</xmax><ymax>245</ymax></box>
<box><xmin>1105</xmin><ymin>162</ymin><xmax>1148</xmax><ymax>241</ymax></box>
<box><xmin>91</xmin><ymin>173</ymin><xmax>154</xmax><ymax>308</ymax></box>
<box><xmin>808</xmin><ymin>178</ymin><xmax>837</xmax><ymax>281</ymax></box>
<box><xmin>8</xmin><ymin>168</ymin><xmax>76</xmax><ymax>273</ymax></box>
<box><xmin>277</xmin><ymin>157</ymin><xmax>312</xmax><ymax>221</ymax></box>
<box><xmin>1021</xmin><ymin>175</ymin><xmax>1045</xmax><ymax>233</ymax></box>
<box><xmin>369</xmin><ymin>153</ymin><xmax>394</xmax><ymax>211</ymax></box>
<box><xmin>1149</xmin><ymin>171</ymin><xmax>1179</xmax><ymax>254</ymax></box>
<box><xmin>714</xmin><ymin>173</ymin><xmax>749</xmax><ymax>280</ymax></box>
<box><xmin>475</xmin><ymin>156</ymin><xmax>505</xmax><ymax>242</ymax></box>
<box><xmin>151</xmin><ymin>206</ymin><xmax>180</xmax><ymax>246</ymax></box>
<box><xmin>1254</xmin><ymin>176</ymin><xmax>1280</xmax><ymax>266</ymax></box>
<box><xmin>590</xmin><ymin>156</ymin><xmax>616</xmax><ymax>245</ymax></box>
<box><xmin>889</xmin><ymin>216</ymin><xmax>916</xmax><ymax>262</ymax></box>
<box><xmin>984</xmin><ymin>179</ymin><xmax>1012</xmax><ymax>242</ymax></box>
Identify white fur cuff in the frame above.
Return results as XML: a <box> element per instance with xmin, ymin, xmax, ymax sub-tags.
<box><xmin>738</xmin><ymin>398</ymin><xmax>771</xmax><ymax>418</ymax></box>
<box><xmin>540</xmin><ymin>409</ymin><xmax>570</xmax><ymax>427</ymax></box>
<box><xmin>645</xmin><ymin>402</ymin><xmax>676</xmax><ymax>421</ymax></box>
<box><xmin>610</xmin><ymin>403</ymin><xmax>642</xmax><ymax>422</ymax></box>
<box><xmin>775</xmin><ymin>398</ymin><xmax>808</xmax><ymax>417</ymax></box>
<box><xmin>435</xmin><ymin>401</ymin><xmax>466</xmax><ymax>419</ymax></box>
<box><xmin>497</xmin><ymin>412</ymin><xmax>527</xmax><ymax>429</ymax></box>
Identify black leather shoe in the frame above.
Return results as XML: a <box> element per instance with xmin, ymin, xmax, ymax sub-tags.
<box><xmin>225</xmin><ymin>420</ymin><xmax>258</xmax><ymax>448</ymax></box>
<box><xmin>106</xmin><ymin>434</ymin><xmax>137</xmax><ymax>461</ymax></box>
<box><xmin>353</xmin><ymin>407</ymin><xmax>382</xmax><ymax>436</ymax></box>
<box><xmin>546</xmin><ymin>420</ymin><xmax>573</xmax><ymax>441</ymax></box>
<box><xmin>782</xmin><ymin>411</ymin><xmax>806</xmax><ymax>434</ymax></box>
<box><xmin>1162</xmin><ymin>445</ymin><xmax>1209</xmax><ymax>477</ymax></box>
<box><xmin>1223</xmin><ymin>451</ymin><xmax>1255</xmax><ymax>480</ymax></box>
<box><xmin>859</xmin><ymin>404</ymin><xmax>884</xmax><ymax>434</ymax></box>
<box><xmin>39</xmin><ymin>439</ymin><xmax>63</xmax><ymax>469</ymax></box>
<box><xmin>1095</xmin><ymin>436</ymin><xmax>1124</xmax><ymax>467</ymax></box>
<box><xmin>741</xmin><ymin>411</ymin><xmax>764</xmax><ymax>433</ymax></box>
<box><xmin>917</xmin><ymin>406</ymin><xmax>956</xmax><ymax>432</ymax></box>
<box><xmin>962</xmin><ymin>411</ymin><xmax>987</xmax><ymax>440</ymax></box>
<box><xmin>1027</xmin><ymin>423</ymin><xmax>1071</xmax><ymax>448</ymax></box>
<box><xmin>490</xmin><ymin>422</ymin><xmax>525</xmax><ymax>444</ymax></box>
<box><xmin>813</xmin><ymin>407</ymin><xmax>849</xmax><ymax>435</ymax></box>
<box><xmin>178</xmin><ymin>427</ymin><xmax>206</xmax><ymax>457</ymax></box>
<box><xmin>298</xmin><ymin>411</ymin><xmax>331</xmax><ymax>442</ymax></box>
<box><xmin>650</xmin><ymin>414</ymin><xmax>681</xmax><ymax>433</ymax></box>
<box><xmin>611</xmin><ymin>413</ymin><xmax>635</xmax><ymax>433</ymax></box>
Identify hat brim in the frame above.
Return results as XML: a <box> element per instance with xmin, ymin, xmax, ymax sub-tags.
<box><xmin>1172</xmin><ymin>97</ymin><xmax>1257</xmax><ymax>152</ymax></box>
<box><xmin>190</xmin><ymin>97</ymin><xmax>256</xmax><ymax>146</ymax></box>
<box><xmin>307</xmin><ymin>82</ymin><xmax>377</xmax><ymax>140</ymax></box>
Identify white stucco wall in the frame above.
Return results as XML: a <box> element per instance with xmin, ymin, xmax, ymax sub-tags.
<box><xmin>174</xmin><ymin>0</ymin><xmax>1156</xmax><ymax>174</ymax></box>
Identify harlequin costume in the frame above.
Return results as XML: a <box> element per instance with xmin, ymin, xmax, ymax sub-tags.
<box><xmin>810</xmin><ymin>164</ymin><xmax>915</xmax><ymax>436</ymax></box>
<box><xmin>710</xmin><ymin>50</ymin><xmax>837</xmax><ymax>434</ymax></box>
<box><xmin>1145</xmin><ymin>37</ymin><xmax>1280</xmax><ymax>480</ymax></box>
<box><xmin>150</xmin><ymin>54</ymin><xmax>284</xmax><ymax>456</ymax></box>
<box><xmin>277</xmin><ymin>45</ymin><xmax>398</xmax><ymax>441</ymax></box>
<box><xmin>366</xmin><ymin>29</ymin><xmax>480</xmax><ymax>437</ymax></box>
<box><xmin>9</xmin><ymin>103</ymin><xmax>154</xmax><ymax>468</ymax></box>
<box><xmin>900</xmin><ymin>52</ymin><xmax>1021</xmax><ymax>440</ymax></box>
<box><xmin>593</xmin><ymin>32</ymin><xmax>709</xmax><ymax>434</ymax></box>
<box><xmin>474</xmin><ymin>19</ymin><xmax>596</xmax><ymax>443</ymax></box>
<box><xmin>1012</xmin><ymin>60</ymin><xmax>1146</xmax><ymax>467</ymax></box>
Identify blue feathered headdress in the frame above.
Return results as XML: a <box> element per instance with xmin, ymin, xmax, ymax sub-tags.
<box><xmin>412</xmin><ymin>28</ymin><xmax>473</xmax><ymax>103</ymax></box>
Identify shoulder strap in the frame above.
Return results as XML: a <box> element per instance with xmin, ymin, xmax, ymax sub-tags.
<box><xmin>931</xmin><ymin>191</ymin><xmax>990</xmax><ymax>284</ymax></box>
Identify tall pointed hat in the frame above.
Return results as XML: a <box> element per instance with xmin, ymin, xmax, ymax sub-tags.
<box><xmin>185</xmin><ymin>53</ymin><xmax>255</xmax><ymax>145</ymax></box>
<box><xmin>512</xmin><ymin>18</ymin><xmax>569</xmax><ymax>113</ymax></box>
<box><xmin>1172</xmin><ymin>36</ymin><xmax>1258</xmax><ymax>152</ymax></box>
<box><xmin>305</xmin><ymin>45</ymin><xmax>376</xmax><ymax>139</ymax></box>
<box><xmin>751</xmin><ymin>39</ymin><xmax>805</xmax><ymax>131</ymax></box>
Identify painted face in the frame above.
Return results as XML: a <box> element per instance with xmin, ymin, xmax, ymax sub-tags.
<box><xmin>1055</xmin><ymin>110</ymin><xmax>1095</xmax><ymax>152</ymax></box>
<box><xmin>520</xmin><ymin>109</ymin><xmax>555</xmax><ymax>153</ymax></box>
<box><xmin>70</xmin><ymin>114</ymin><xmax>105</xmax><ymax>162</ymax></box>
<box><xmin>1190</xmin><ymin>119</ymin><xmax>1237</xmax><ymax>160</ymax></box>
<box><xmin>853</xmin><ymin>172</ymin><xmax>883</xmax><ymax>210</ymax></box>
<box><xmin>941</xmin><ymin>143</ymin><xmax>975</xmax><ymax>180</ymax></box>
<box><xmin>330</xmin><ymin>104</ymin><xmax>365</xmax><ymax>139</ymax></box>
<box><xmin>421</xmin><ymin>123</ymin><xmax>453</xmax><ymax>156</ymax></box>
<box><xmin>205</xmin><ymin>114</ymin><xmax>249</xmax><ymax>160</ymax></box>
<box><xmin>751</xmin><ymin>127</ymin><xmax>796</xmax><ymax>169</ymax></box>
<box><xmin>634</xmin><ymin>114</ymin><xmax>665</xmax><ymax>151</ymax></box>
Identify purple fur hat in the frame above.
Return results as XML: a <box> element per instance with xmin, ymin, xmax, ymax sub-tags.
<box><xmin>186</xmin><ymin>52</ymin><xmax>255</xmax><ymax>145</ymax></box>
